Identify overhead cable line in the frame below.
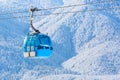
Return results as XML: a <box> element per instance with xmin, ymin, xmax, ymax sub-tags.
<box><xmin>0</xmin><ymin>6</ymin><xmax>119</xmax><ymax>20</ymax></box>
<box><xmin>34</xmin><ymin>6</ymin><xmax>120</xmax><ymax>16</ymax></box>
<box><xmin>0</xmin><ymin>0</ymin><xmax>119</xmax><ymax>15</ymax></box>
<box><xmin>36</xmin><ymin>0</ymin><xmax>119</xmax><ymax>11</ymax></box>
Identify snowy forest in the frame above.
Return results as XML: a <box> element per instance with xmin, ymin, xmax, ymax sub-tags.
<box><xmin>0</xmin><ymin>0</ymin><xmax>120</xmax><ymax>80</ymax></box>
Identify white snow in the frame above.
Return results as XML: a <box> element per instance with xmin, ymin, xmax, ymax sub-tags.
<box><xmin>36</xmin><ymin>74</ymin><xmax>120</xmax><ymax>80</ymax></box>
<box><xmin>0</xmin><ymin>0</ymin><xmax>120</xmax><ymax>80</ymax></box>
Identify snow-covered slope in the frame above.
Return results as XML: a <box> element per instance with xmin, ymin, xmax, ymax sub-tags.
<box><xmin>34</xmin><ymin>0</ymin><xmax>120</xmax><ymax>73</ymax></box>
<box><xmin>0</xmin><ymin>0</ymin><xmax>120</xmax><ymax>80</ymax></box>
<box><xmin>36</xmin><ymin>74</ymin><xmax>120</xmax><ymax>80</ymax></box>
<box><xmin>0</xmin><ymin>0</ymin><xmax>65</xmax><ymax>79</ymax></box>
<box><xmin>34</xmin><ymin>0</ymin><xmax>120</xmax><ymax>78</ymax></box>
<box><xmin>61</xmin><ymin>0</ymin><xmax>120</xmax><ymax>75</ymax></box>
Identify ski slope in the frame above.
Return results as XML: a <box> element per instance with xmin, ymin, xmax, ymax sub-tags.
<box><xmin>0</xmin><ymin>0</ymin><xmax>120</xmax><ymax>80</ymax></box>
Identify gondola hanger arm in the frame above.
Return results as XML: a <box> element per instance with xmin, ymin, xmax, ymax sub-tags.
<box><xmin>29</xmin><ymin>7</ymin><xmax>40</xmax><ymax>33</ymax></box>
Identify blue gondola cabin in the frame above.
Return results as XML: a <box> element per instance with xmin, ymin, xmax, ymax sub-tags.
<box><xmin>23</xmin><ymin>32</ymin><xmax>53</xmax><ymax>58</ymax></box>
